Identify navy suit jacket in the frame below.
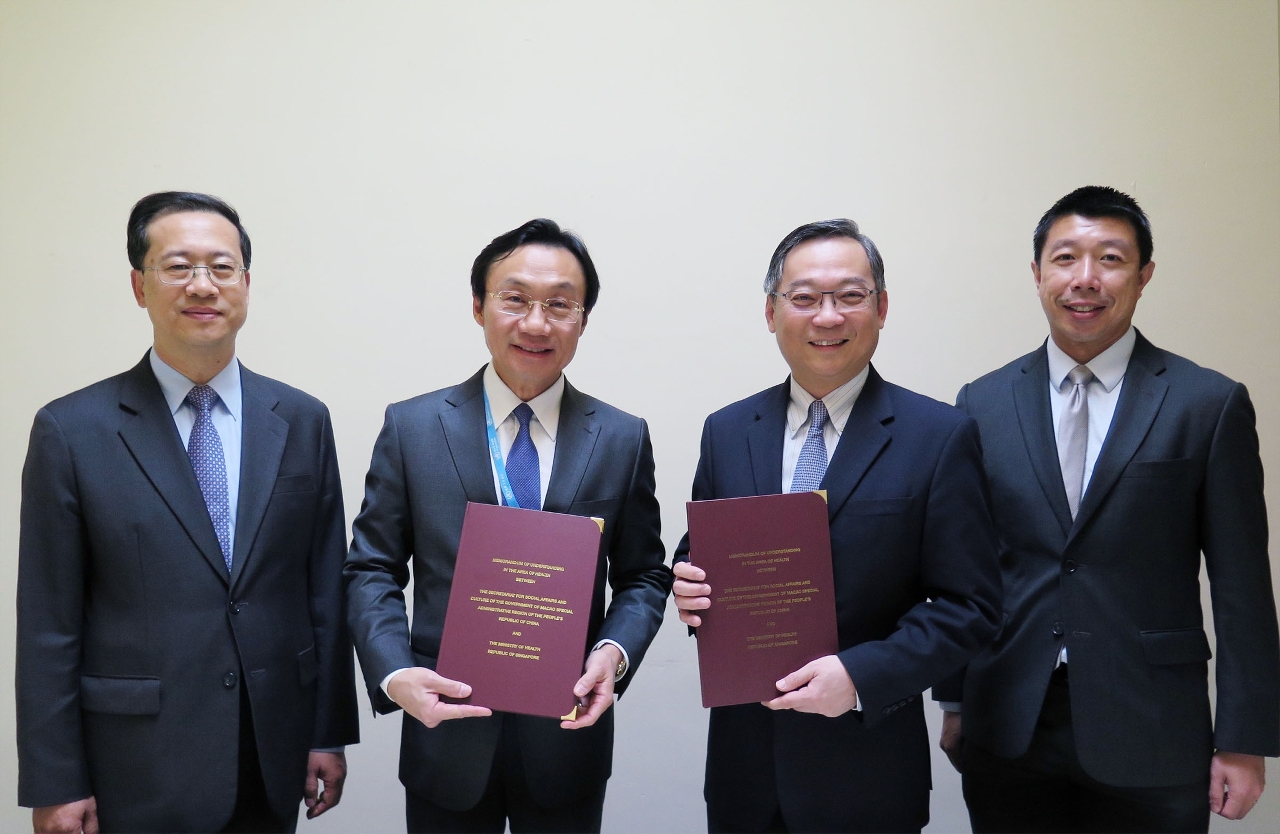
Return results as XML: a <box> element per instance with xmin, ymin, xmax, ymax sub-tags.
<box><xmin>16</xmin><ymin>353</ymin><xmax>360</xmax><ymax>831</ymax></box>
<box><xmin>675</xmin><ymin>367</ymin><xmax>1001</xmax><ymax>832</ymax></box>
<box><xmin>937</xmin><ymin>331</ymin><xmax>1280</xmax><ymax>787</ymax></box>
<box><xmin>343</xmin><ymin>367</ymin><xmax>671</xmax><ymax>811</ymax></box>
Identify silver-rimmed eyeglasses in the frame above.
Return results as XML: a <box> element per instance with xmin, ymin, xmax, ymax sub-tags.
<box><xmin>488</xmin><ymin>291</ymin><xmax>585</xmax><ymax>324</ymax></box>
<box><xmin>145</xmin><ymin>263</ymin><xmax>246</xmax><ymax>286</ymax></box>
<box><xmin>771</xmin><ymin>286</ymin><xmax>879</xmax><ymax>314</ymax></box>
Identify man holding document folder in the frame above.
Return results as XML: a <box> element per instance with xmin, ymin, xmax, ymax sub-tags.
<box><xmin>344</xmin><ymin>219</ymin><xmax>671</xmax><ymax>833</ymax></box>
<box><xmin>673</xmin><ymin>219</ymin><xmax>1002</xmax><ymax>833</ymax></box>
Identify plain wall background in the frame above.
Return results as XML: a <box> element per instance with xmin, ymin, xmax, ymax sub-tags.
<box><xmin>2</xmin><ymin>1</ymin><xmax>1278</xmax><ymax>830</ymax></box>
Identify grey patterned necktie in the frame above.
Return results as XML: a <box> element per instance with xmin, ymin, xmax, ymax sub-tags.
<box><xmin>186</xmin><ymin>385</ymin><xmax>232</xmax><ymax>569</ymax></box>
<box><xmin>790</xmin><ymin>400</ymin><xmax>829</xmax><ymax>493</ymax></box>
<box><xmin>1057</xmin><ymin>365</ymin><xmax>1094</xmax><ymax>519</ymax></box>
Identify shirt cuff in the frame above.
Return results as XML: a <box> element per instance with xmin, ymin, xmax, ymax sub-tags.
<box><xmin>938</xmin><ymin>701</ymin><xmax>962</xmax><ymax>713</ymax></box>
<box><xmin>310</xmin><ymin>747</ymin><xmax>345</xmax><ymax>754</ymax></box>
<box><xmin>591</xmin><ymin>639</ymin><xmax>630</xmax><ymax>681</ymax></box>
<box><xmin>380</xmin><ymin>667</ymin><xmax>411</xmax><ymax>697</ymax></box>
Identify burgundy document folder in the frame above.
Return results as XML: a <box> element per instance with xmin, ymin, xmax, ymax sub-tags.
<box><xmin>686</xmin><ymin>491</ymin><xmax>839</xmax><ymax>708</ymax></box>
<box><xmin>437</xmin><ymin>502</ymin><xmax>603</xmax><ymax>719</ymax></box>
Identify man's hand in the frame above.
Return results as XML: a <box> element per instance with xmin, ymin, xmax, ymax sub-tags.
<box><xmin>940</xmin><ymin>711</ymin><xmax>964</xmax><ymax>773</ymax></box>
<box><xmin>304</xmin><ymin>750</ymin><xmax>347</xmax><ymax>819</ymax></box>
<box><xmin>33</xmin><ymin>798</ymin><xmax>97</xmax><ymax>834</ymax></box>
<box><xmin>387</xmin><ymin>666</ymin><xmax>492</xmax><ymax>729</ymax></box>
<box><xmin>562</xmin><ymin>645</ymin><xmax>621</xmax><ymax>729</ymax></box>
<box><xmin>1210</xmin><ymin>751</ymin><xmax>1266</xmax><ymax>820</ymax></box>
<box><xmin>673</xmin><ymin>561</ymin><xmax>711</xmax><ymax>627</ymax></box>
<box><xmin>764</xmin><ymin>655</ymin><xmax>857</xmax><ymax>717</ymax></box>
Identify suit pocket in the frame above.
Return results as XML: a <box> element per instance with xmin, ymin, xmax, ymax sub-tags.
<box><xmin>1140</xmin><ymin>627</ymin><xmax>1212</xmax><ymax>665</ymax></box>
<box><xmin>273</xmin><ymin>474</ymin><xmax>316</xmax><ymax>494</ymax></box>
<box><xmin>80</xmin><ymin>675</ymin><xmax>161</xmax><ymax>715</ymax></box>
<box><xmin>298</xmin><ymin>645</ymin><xmax>318</xmax><ymax>687</ymax></box>
<box><xmin>845</xmin><ymin>496</ymin><xmax>912</xmax><ymax>515</ymax></box>
<box><xmin>1123</xmin><ymin>458</ymin><xmax>1194</xmax><ymax>479</ymax></box>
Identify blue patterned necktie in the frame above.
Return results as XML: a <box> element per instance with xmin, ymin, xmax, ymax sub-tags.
<box><xmin>186</xmin><ymin>385</ymin><xmax>232</xmax><ymax>570</ymax></box>
<box><xmin>506</xmin><ymin>403</ymin><xmax>541</xmax><ymax>510</ymax></box>
<box><xmin>791</xmin><ymin>399</ymin><xmax>829</xmax><ymax>493</ymax></box>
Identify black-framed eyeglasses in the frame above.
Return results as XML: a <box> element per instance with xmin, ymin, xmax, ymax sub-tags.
<box><xmin>771</xmin><ymin>287</ymin><xmax>879</xmax><ymax>314</ymax></box>
<box><xmin>145</xmin><ymin>263</ymin><xmax>246</xmax><ymax>286</ymax></box>
<box><xmin>488</xmin><ymin>291</ymin><xmax>585</xmax><ymax>324</ymax></box>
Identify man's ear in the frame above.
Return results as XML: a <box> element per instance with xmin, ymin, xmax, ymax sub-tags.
<box><xmin>131</xmin><ymin>270</ymin><xmax>147</xmax><ymax>308</ymax></box>
<box><xmin>765</xmin><ymin>294</ymin><xmax>777</xmax><ymax>334</ymax></box>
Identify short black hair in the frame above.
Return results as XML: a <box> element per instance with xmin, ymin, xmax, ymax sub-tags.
<box><xmin>126</xmin><ymin>191</ymin><xmax>251</xmax><ymax>269</ymax></box>
<box><xmin>1033</xmin><ymin>186</ymin><xmax>1153</xmax><ymax>267</ymax></box>
<box><xmin>470</xmin><ymin>219</ymin><xmax>600</xmax><ymax>313</ymax></box>
<box><xmin>764</xmin><ymin>218</ymin><xmax>885</xmax><ymax>295</ymax></box>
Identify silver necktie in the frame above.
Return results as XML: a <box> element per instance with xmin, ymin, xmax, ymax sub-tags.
<box><xmin>1057</xmin><ymin>365</ymin><xmax>1094</xmax><ymax>519</ymax></box>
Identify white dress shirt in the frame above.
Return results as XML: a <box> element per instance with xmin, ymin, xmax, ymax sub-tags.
<box><xmin>149</xmin><ymin>350</ymin><xmax>242</xmax><ymax>557</ymax></box>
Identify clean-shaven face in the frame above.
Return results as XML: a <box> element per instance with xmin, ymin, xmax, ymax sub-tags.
<box><xmin>473</xmin><ymin>244</ymin><xmax>588</xmax><ymax>401</ymax></box>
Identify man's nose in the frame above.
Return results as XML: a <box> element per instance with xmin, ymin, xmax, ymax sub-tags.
<box><xmin>1071</xmin><ymin>259</ymin><xmax>1102</xmax><ymax>291</ymax></box>
<box><xmin>811</xmin><ymin>294</ymin><xmax>846</xmax><ymax>326</ymax></box>
<box><xmin>520</xmin><ymin>302</ymin><xmax>551</xmax><ymax>333</ymax></box>
<box><xmin>185</xmin><ymin>269</ymin><xmax>219</xmax><ymax>296</ymax></box>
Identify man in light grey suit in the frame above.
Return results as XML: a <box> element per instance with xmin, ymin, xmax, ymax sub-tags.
<box><xmin>344</xmin><ymin>218</ymin><xmax>672</xmax><ymax>833</ymax></box>
<box><xmin>17</xmin><ymin>192</ymin><xmax>359</xmax><ymax>833</ymax></box>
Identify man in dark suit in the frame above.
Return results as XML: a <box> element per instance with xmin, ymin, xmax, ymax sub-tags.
<box><xmin>936</xmin><ymin>186</ymin><xmax>1280</xmax><ymax>832</ymax></box>
<box><xmin>343</xmin><ymin>218</ymin><xmax>672</xmax><ymax>833</ymax></box>
<box><xmin>672</xmin><ymin>219</ymin><xmax>1002</xmax><ymax>833</ymax></box>
<box><xmin>17</xmin><ymin>192</ymin><xmax>360</xmax><ymax>833</ymax></box>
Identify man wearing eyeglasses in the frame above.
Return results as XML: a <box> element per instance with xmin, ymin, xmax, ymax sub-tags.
<box><xmin>16</xmin><ymin>192</ymin><xmax>360</xmax><ymax>832</ymax></box>
<box><xmin>344</xmin><ymin>218</ymin><xmax>671</xmax><ymax>833</ymax></box>
<box><xmin>672</xmin><ymin>219</ymin><xmax>1001</xmax><ymax>833</ymax></box>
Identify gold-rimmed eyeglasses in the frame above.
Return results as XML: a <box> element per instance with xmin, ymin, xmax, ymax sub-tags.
<box><xmin>145</xmin><ymin>263</ymin><xmax>246</xmax><ymax>286</ymax></box>
<box><xmin>488</xmin><ymin>291</ymin><xmax>585</xmax><ymax>324</ymax></box>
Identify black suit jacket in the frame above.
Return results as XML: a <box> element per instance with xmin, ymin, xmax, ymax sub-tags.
<box><xmin>938</xmin><ymin>331</ymin><xmax>1280</xmax><ymax>786</ymax></box>
<box><xmin>343</xmin><ymin>368</ymin><xmax>671</xmax><ymax>811</ymax></box>
<box><xmin>16</xmin><ymin>353</ymin><xmax>360</xmax><ymax>831</ymax></box>
<box><xmin>675</xmin><ymin>368</ymin><xmax>1002</xmax><ymax>832</ymax></box>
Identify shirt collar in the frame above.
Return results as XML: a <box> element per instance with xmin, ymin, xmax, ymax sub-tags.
<box><xmin>1045</xmin><ymin>326</ymin><xmax>1136</xmax><ymax>394</ymax></box>
<box><xmin>786</xmin><ymin>365</ymin><xmax>870</xmax><ymax>438</ymax></box>
<box><xmin>149</xmin><ymin>349</ymin><xmax>243</xmax><ymax>422</ymax></box>
<box><xmin>482</xmin><ymin>364</ymin><xmax>564</xmax><ymax>440</ymax></box>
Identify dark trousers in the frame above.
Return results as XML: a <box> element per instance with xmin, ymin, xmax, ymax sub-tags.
<box><xmin>962</xmin><ymin>665</ymin><xmax>1209</xmax><ymax>833</ymax></box>
<box><xmin>221</xmin><ymin>680</ymin><xmax>297</xmax><ymax>834</ymax></box>
<box><xmin>406</xmin><ymin>718</ymin><xmax>606</xmax><ymax>834</ymax></box>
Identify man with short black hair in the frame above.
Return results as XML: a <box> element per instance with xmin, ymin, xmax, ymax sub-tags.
<box><xmin>344</xmin><ymin>218</ymin><xmax>671</xmax><ymax>833</ymax></box>
<box><xmin>673</xmin><ymin>219</ymin><xmax>1002</xmax><ymax>833</ymax></box>
<box><xmin>937</xmin><ymin>185</ymin><xmax>1280</xmax><ymax>832</ymax></box>
<box><xmin>17</xmin><ymin>191</ymin><xmax>359</xmax><ymax>832</ymax></box>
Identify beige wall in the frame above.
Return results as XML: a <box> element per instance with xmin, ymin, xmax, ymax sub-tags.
<box><xmin>2</xmin><ymin>1</ymin><xmax>1278</xmax><ymax>830</ymax></box>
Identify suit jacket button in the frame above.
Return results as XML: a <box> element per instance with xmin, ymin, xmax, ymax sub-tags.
<box><xmin>223</xmin><ymin>671</ymin><xmax>238</xmax><ymax>688</ymax></box>
<box><xmin>1063</xmin><ymin>560</ymin><xmax>1077</xmax><ymax>574</ymax></box>
<box><xmin>229</xmin><ymin>601</ymin><xmax>241</xmax><ymax>614</ymax></box>
<box><xmin>1052</xmin><ymin>622</ymin><xmax>1065</xmax><ymax>637</ymax></box>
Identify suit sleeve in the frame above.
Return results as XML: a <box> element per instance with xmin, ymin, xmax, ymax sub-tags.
<box><xmin>838</xmin><ymin>415</ymin><xmax>1003</xmax><ymax>723</ymax></box>
<box><xmin>343</xmin><ymin>406</ymin><xmax>418</xmax><ymax>714</ymax></box>
<box><xmin>932</xmin><ymin>383</ymin><xmax>975</xmax><ymax>706</ymax></box>
<box><xmin>673</xmin><ymin>415</ymin><xmax>714</xmax><ymax>566</ymax></box>
<box><xmin>1200</xmin><ymin>383</ymin><xmax>1280</xmax><ymax>756</ymax></box>
<box><xmin>16</xmin><ymin>408</ymin><xmax>94</xmax><ymax>808</ymax></box>
<box><xmin>592</xmin><ymin>419</ymin><xmax>673</xmax><ymax>695</ymax></box>
<box><xmin>307</xmin><ymin>408</ymin><xmax>361</xmax><ymax>747</ymax></box>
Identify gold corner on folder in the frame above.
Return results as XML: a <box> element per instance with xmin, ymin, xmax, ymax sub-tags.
<box><xmin>562</xmin><ymin>705</ymin><xmax>579</xmax><ymax>721</ymax></box>
<box><xmin>592</xmin><ymin>517</ymin><xmax>605</xmax><ymax>533</ymax></box>
<box><xmin>815</xmin><ymin>489</ymin><xmax>828</xmax><ymax>503</ymax></box>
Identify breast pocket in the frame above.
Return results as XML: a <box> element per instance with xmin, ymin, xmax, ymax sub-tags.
<box><xmin>1123</xmin><ymin>458</ymin><xmax>1194</xmax><ymax>480</ymax></box>
<box><xmin>569</xmin><ymin>497</ymin><xmax>619</xmax><ymax>536</ymax></box>
<box><xmin>845</xmin><ymin>496</ymin><xmax>912</xmax><ymax>516</ymax></box>
<box><xmin>272</xmin><ymin>474</ymin><xmax>316</xmax><ymax>494</ymax></box>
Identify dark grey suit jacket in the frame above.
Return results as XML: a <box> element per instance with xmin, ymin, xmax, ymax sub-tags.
<box><xmin>16</xmin><ymin>353</ymin><xmax>360</xmax><ymax>831</ymax></box>
<box><xmin>343</xmin><ymin>367</ymin><xmax>671</xmax><ymax>811</ymax></box>
<box><xmin>937</xmin><ymin>331</ymin><xmax>1280</xmax><ymax>787</ymax></box>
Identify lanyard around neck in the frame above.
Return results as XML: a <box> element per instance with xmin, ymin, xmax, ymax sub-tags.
<box><xmin>482</xmin><ymin>388</ymin><xmax>525</xmax><ymax>509</ymax></box>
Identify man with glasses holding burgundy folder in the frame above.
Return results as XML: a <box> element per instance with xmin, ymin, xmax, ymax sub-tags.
<box><xmin>673</xmin><ymin>219</ymin><xmax>1002</xmax><ymax>833</ymax></box>
<box><xmin>344</xmin><ymin>219</ymin><xmax>671</xmax><ymax>833</ymax></box>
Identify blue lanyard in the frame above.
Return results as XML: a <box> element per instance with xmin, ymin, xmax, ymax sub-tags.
<box><xmin>482</xmin><ymin>388</ymin><xmax>524</xmax><ymax>509</ymax></box>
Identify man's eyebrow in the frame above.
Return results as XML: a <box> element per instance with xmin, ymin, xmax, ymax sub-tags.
<box><xmin>158</xmin><ymin>248</ymin><xmax>239</xmax><ymax>260</ymax></box>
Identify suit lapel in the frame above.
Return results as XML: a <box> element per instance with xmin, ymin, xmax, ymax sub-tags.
<box><xmin>440</xmin><ymin>368</ymin><xmax>500</xmax><ymax>505</ymax></box>
<box><xmin>116</xmin><ymin>355</ymin><xmax>229</xmax><ymax>583</ymax></box>
<box><xmin>1070</xmin><ymin>333</ymin><xmax>1168</xmax><ymax>539</ymax></box>
<box><xmin>823</xmin><ymin>366</ymin><xmax>892</xmax><ymax>518</ymax></box>
<box><xmin>229</xmin><ymin>366</ymin><xmax>288</xmax><ymax>589</ymax></box>
<box><xmin>543</xmin><ymin>380</ymin><xmax>601</xmax><ymax>513</ymax></box>
<box><xmin>1013</xmin><ymin>345</ymin><xmax>1073</xmax><ymax>537</ymax></box>
<box><xmin>746</xmin><ymin>382</ymin><xmax>789</xmax><ymax>495</ymax></box>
